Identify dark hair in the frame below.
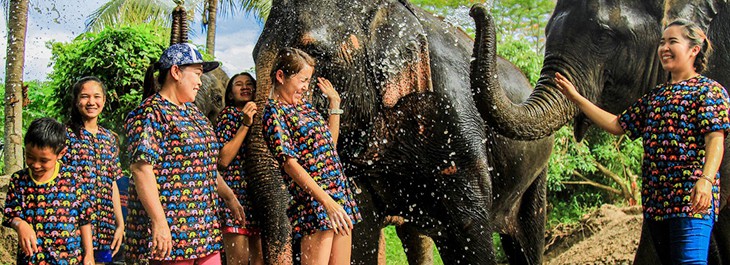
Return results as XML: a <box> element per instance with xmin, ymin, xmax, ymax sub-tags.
<box><xmin>269</xmin><ymin>47</ymin><xmax>316</xmax><ymax>86</ymax></box>
<box><xmin>225</xmin><ymin>72</ymin><xmax>257</xmax><ymax>107</ymax></box>
<box><xmin>143</xmin><ymin>63</ymin><xmax>188</xmax><ymax>99</ymax></box>
<box><xmin>25</xmin><ymin>117</ymin><xmax>67</xmax><ymax>154</ymax></box>
<box><xmin>68</xmin><ymin>76</ymin><xmax>106</xmax><ymax>136</ymax></box>
<box><xmin>665</xmin><ymin>19</ymin><xmax>713</xmax><ymax>73</ymax></box>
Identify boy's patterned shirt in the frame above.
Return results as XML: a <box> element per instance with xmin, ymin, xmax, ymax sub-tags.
<box><xmin>619</xmin><ymin>75</ymin><xmax>730</xmax><ymax>221</ymax></box>
<box><xmin>63</xmin><ymin>126</ymin><xmax>123</xmax><ymax>250</ymax></box>
<box><xmin>2</xmin><ymin>162</ymin><xmax>91</xmax><ymax>264</ymax></box>
<box><xmin>124</xmin><ymin>93</ymin><xmax>222</xmax><ymax>260</ymax></box>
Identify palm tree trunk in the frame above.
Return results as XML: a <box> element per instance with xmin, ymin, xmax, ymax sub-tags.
<box><xmin>205</xmin><ymin>0</ymin><xmax>217</xmax><ymax>56</ymax></box>
<box><xmin>4</xmin><ymin>0</ymin><xmax>29</xmax><ymax>174</ymax></box>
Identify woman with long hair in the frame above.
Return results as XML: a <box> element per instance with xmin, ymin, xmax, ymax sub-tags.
<box><xmin>555</xmin><ymin>19</ymin><xmax>730</xmax><ymax>264</ymax></box>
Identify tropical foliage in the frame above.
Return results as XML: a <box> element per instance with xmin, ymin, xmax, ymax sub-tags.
<box><xmin>0</xmin><ymin>81</ymin><xmax>62</xmax><ymax>173</ymax></box>
<box><xmin>85</xmin><ymin>0</ymin><xmax>270</xmax><ymax>32</ymax></box>
<box><xmin>48</xmin><ymin>24</ymin><xmax>167</xmax><ymax>157</ymax></box>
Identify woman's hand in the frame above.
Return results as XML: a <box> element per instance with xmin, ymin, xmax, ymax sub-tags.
<box><xmin>111</xmin><ymin>226</ymin><xmax>124</xmax><ymax>256</ymax></box>
<box><xmin>242</xmin><ymin>101</ymin><xmax>258</xmax><ymax>127</ymax></box>
<box><xmin>225</xmin><ymin>196</ymin><xmax>246</xmax><ymax>224</ymax></box>
<box><xmin>691</xmin><ymin>176</ymin><xmax>714</xmax><ymax>214</ymax></box>
<box><xmin>150</xmin><ymin>220</ymin><xmax>173</xmax><ymax>259</ymax></box>
<box><xmin>323</xmin><ymin>198</ymin><xmax>353</xmax><ymax>236</ymax></box>
<box><xmin>83</xmin><ymin>252</ymin><xmax>95</xmax><ymax>265</ymax></box>
<box><xmin>14</xmin><ymin>219</ymin><xmax>38</xmax><ymax>256</ymax></box>
<box><xmin>554</xmin><ymin>72</ymin><xmax>581</xmax><ymax>102</ymax></box>
<box><xmin>317</xmin><ymin>77</ymin><xmax>341</xmax><ymax>106</ymax></box>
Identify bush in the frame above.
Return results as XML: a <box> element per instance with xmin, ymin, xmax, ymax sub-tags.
<box><xmin>48</xmin><ymin>24</ymin><xmax>167</xmax><ymax>144</ymax></box>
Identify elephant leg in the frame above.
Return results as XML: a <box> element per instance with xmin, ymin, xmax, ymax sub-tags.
<box><xmin>501</xmin><ymin>170</ymin><xmax>547</xmax><ymax>265</ymax></box>
<box><xmin>432</xmin><ymin>190</ymin><xmax>495</xmax><ymax>265</ymax></box>
<box><xmin>633</xmin><ymin>221</ymin><xmax>659</xmax><ymax>265</ymax></box>
<box><xmin>708</xmin><ymin>206</ymin><xmax>730</xmax><ymax>265</ymax></box>
<box><xmin>396</xmin><ymin>224</ymin><xmax>434</xmax><ymax>265</ymax></box>
<box><xmin>351</xmin><ymin>182</ymin><xmax>385</xmax><ymax>265</ymax></box>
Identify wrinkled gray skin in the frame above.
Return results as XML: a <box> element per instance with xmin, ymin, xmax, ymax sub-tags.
<box><xmin>193</xmin><ymin>68</ymin><xmax>228</xmax><ymax>123</ymax></box>
<box><xmin>251</xmin><ymin>0</ymin><xmax>553</xmax><ymax>264</ymax></box>
<box><xmin>470</xmin><ymin>1</ymin><xmax>730</xmax><ymax>264</ymax></box>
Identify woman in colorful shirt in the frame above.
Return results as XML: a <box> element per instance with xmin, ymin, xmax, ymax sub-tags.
<box><xmin>63</xmin><ymin>76</ymin><xmax>124</xmax><ymax>264</ymax></box>
<box><xmin>124</xmin><ymin>43</ymin><xmax>243</xmax><ymax>264</ymax></box>
<box><xmin>555</xmin><ymin>19</ymin><xmax>730</xmax><ymax>264</ymax></box>
<box><xmin>216</xmin><ymin>72</ymin><xmax>262</xmax><ymax>265</ymax></box>
<box><xmin>263</xmin><ymin>47</ymin><xmax>361</xmax><ymax>265</ymax></box>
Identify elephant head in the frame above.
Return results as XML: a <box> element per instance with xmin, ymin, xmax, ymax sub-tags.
<box><xmin>193</xmin><ymin>68</ymin><xmax>227</xmax><ymax>123</ymax></box>
<box><xmin>252</xmin><ymin>0</ymin><xmax>498</xmax><ymax>264</ymax></box>
<box><xmin>471</xmin><ymin>0</ymin><xmax>724</xmax><ymax>141</ymax></box>
<box><xmin>254</xmin><ymin>0</ymin><xmax>434</xmax><ymax>153</ymax></box>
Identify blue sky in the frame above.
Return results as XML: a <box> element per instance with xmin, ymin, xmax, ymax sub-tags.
<box><xmin>0</xmin><ymin>0</ymin><xmax>263</xmax><ymax>81</ymax></box>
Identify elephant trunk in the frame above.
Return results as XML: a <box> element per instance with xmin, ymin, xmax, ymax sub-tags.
<box><xmin>245</xmin><ymin>132</ymin><xmax>293</xmax><ymax>264</ymax></box>
<box><xmin>469</xmin><ymin>5</ymin><xmax>577</xmax><ymax>141</ymax></box>
<box><xmin>246</xmin><ymin>48</ymin><xmax>294</xmax><ymax>264</ymax></box>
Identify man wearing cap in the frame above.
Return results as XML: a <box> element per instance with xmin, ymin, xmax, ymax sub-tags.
<box><xmin>123</xmin><ymin>43</ymin><xmax>244</xmax><ymax>264</ymax></box>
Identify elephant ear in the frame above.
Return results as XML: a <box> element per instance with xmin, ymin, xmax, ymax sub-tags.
<box><xmin>642</xmin><ymin>0</ymin><xmax>666</xmax><ymax>19</ymax></box>
<box><xmin>663</xmin><ymin>0</ymin><xmax>725</xmax><ymax>29</ymax></box>
<box><xmin>367</xmin><ymin>0</ymin><xmax>432</xmax><ymax>108</ymax></box>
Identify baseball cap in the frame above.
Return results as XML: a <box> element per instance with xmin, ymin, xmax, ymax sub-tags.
<box><xmin>157</xmin><ymin>43</ymin><xmax>220</xmax><ymax>73</ymax></box>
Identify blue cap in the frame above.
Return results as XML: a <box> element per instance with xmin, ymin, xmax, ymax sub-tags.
<box><xmin>157</xmin><ymin>43</ymin><xmax>220</xmax><ymax>72</ymax></box>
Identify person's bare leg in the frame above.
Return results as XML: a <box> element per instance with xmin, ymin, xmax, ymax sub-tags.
<box><xmin>329</xmin><ymin>232</ymin><xmax>352</xmax><ymax>265</ymax></box>
<box><xmin>301</xmin><ymin>230</ymin><xmax>334</xmax><ymax>265</ymax></box>
<box><xmin>223</xmin><ymin>233</ymin><xmax>249</xmax><ymax>265</ymax></box>
<box><xmin>249</xmin><ymin>235</ymin><xmax>264</xmax><ymax>265</ymax></box>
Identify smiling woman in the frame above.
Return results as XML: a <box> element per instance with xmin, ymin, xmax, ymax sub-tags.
<box><xmin>123</xmin><ymin>43</ymin><xmax>243</xmax><ymax>263</ymax></box>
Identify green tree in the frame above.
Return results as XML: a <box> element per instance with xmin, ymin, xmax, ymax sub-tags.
<box><xmin>2</xmin><ymin>0</ymin><xmax>29</xmax><ymax>174</ymax></box>
<box><xmin>0</xmin><ymin>81</ymin><xmax>62</xmax><ymax>173</ymax></box>
<box><xmin>48</xmin><ymin>24</ymin><xmax>167</xmax><ymax>160</ymax></box>
<box><xmin>84</xmin><ymin>0</ymin><xmax>270</xmax><ymax>56</ymax></box>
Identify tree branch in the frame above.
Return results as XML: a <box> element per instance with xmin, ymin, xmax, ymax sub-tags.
<box><xmin>563</xmin><ymin>179</ymin><xmax>622</xmax><ymax>195</ymax></box>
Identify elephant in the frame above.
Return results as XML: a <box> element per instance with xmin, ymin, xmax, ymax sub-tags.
<box><xmin>194</xmin><ymin>68</ymin><xmax>228</xmax><ymax>123</ymax></box>
<box><xmin>249</xmin><ymin>0</ymin><xmax>553</xmax><ymax>264</ymax></box>
<box><xmin>469</xmin><ymin>0</ymin><xmax>730</xmax><ymax>264</ymax></box>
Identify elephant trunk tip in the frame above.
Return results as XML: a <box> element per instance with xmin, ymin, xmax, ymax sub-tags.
<box><xmin>469</xmin><ymin>3</ymin><xmax>489</xmax><ymax>18</ymax></box>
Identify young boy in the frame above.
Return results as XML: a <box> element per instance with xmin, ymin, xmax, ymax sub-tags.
<box><xmin>2</xmin><ymin>117</ymin><xmax>95</xmax><ymax>265</ymax></box>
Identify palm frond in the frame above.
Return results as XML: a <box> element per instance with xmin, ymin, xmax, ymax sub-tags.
<box><xmin>84</xmin><ymin>0</ymin><xmax>181</xmax><ymax>32</ymax></box>
<box><xmin>238</xmin><ymin>0</ymin><xmax>271</xmax><ymax>20</ymax></box>
<box><xmin>215</xmin><ymin>0</ymin><xmax>271</xmax><ymax>21</ymax></box>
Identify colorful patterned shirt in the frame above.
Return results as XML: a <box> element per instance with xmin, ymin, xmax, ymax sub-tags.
<box><xmin>263</xmin><ymin>99</ymin><xmax>361</xmax><ymax>239</ymax></box>
<box><xmin>2</xmin><ymin>162</ymin><xmax>91</xmax><ymax>265</ymax></box>
<box><xmin>215</xmin><ymin>105</ymin><xmax>257</xmax><ymax>231</ymax></box>
<box><xmin>619</xmin><ymin>75</ymin><xmax>730</xmax><ymax>221</ymax></box>
<box><xmin>124</xmin><ymin>93</ymin><xmax>222</xmax><ymax>260</ymax></box>
<box><xmin>63</xmin><ymin>126</ymin><xmax>123</xmax><ymax>251</ymax></box>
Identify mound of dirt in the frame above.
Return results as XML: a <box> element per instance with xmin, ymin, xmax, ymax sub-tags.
<box><xmin>544</xmin><ymin>204</ymin><xmax>643</xmax><ymax>265</ymax></box>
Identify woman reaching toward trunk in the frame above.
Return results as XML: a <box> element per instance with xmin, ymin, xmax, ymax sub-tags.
<box><xmin>216</xmin><ymin>72</ymin><xmax>263</xmax><ymax>265</ymax></box>
<box><xmin>555</xmin><ymin>19</ymin><xmax>730</xmax><ymax>264</ymax></box>
<box><xmin>262</xmin><ymin>47</ymin><xmax>361</xmax><ymax>265</ymax></box>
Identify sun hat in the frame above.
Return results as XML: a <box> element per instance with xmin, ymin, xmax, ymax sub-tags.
<box><xmin>156</xmin><ymin>43</ymin><xmax>220</xmax><ymax>73</ymax></box>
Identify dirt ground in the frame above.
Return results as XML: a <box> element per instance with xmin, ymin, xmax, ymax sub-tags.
<box><xmin>0</xmin><ymin>176</ymin><xmax>644</xmax><ymax>265</ymax></box>
<box><xmin>544</xmin><ymin>204</ymin><xmax>644</xmax><ymax>265</ymax></box>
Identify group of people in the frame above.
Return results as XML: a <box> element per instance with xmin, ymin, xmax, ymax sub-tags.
<box><xmin>2</xmin><ymin>17</ymin><xmax>730</xmax><ymax>265</ymax></box>
<box><xmin>2</xmin><ymin>43</ymin><xmax>360</xmax><ymax>265</ymax></box>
